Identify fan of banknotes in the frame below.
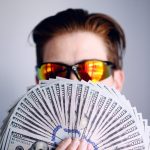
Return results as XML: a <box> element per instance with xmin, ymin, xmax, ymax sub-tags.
<box><xmin>0</xmin><ymin>77</ymin><xmax>150</xmax><ymax>150</ymax></box>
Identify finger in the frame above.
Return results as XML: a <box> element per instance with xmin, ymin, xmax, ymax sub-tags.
<box><xmin>87</xmin><ymin>143</ymin><xmax>94</xmax><ymax>150</ymax></box>
<box><xmin>56</xmin><ymin>138</ymin><xmax>72</xmax><ymax>150</ymax></box>
<box><xmin>77</xmin><ymin>139</ymin><xmax>88</xmax><ymax>150</ymax></box>
<box><xmin>66</xmin><ymin>138</ymin><xmax>80</xmax><ymax>150</ymax></box>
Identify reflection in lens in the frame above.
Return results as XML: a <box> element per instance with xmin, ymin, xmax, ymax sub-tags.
<box><xmin>77</xmin><ymin>60</ymin><xmax>112</xmax><ymax>82</ymax></box>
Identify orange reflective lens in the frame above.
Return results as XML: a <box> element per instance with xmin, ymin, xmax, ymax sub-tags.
<box><xmin>76</xmin><ymin>60</ymin><xmax>114</xmax><ymax>82</ymax></box>
<box><xmin>37</xmin><ymin>60</ymin><xmax>115</xmax><ymax>82</ymax></box>
<box><xmin>37</xmin><ymin>63</ymin><xmax>68</xmax><ymax>80</ymax></box>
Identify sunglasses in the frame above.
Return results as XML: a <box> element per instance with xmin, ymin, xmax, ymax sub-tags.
<box><xmin>37</xmin><ymin>60</ymin><xmax>116</xmax><ymax>82</ymax></box>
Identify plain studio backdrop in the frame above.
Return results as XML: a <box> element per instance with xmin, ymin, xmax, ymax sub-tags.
<box><xmin>0</xmin><ymin>0</ymin><xmax>150</xmax><ymax>126</ymax></box>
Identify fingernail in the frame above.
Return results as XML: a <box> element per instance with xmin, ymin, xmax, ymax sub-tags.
<box><xmin>73</xmin><ymin>138</ymin><xmax>80</xmax><ymax>144</ymax></box>
<box><xmin>62</xmin><ymin>138</ymin><xmax>72</xmax><ymax>144</ymax></box>
<box><xmin>81</xmin><ymin>139</ymin><xmax>87</xmax><ymax>144</ymax></box>
<box><xmin>87</xmin><ymin>143</ymin><xmax>94</xmax><ymax>150</ymax></box>
<box><xmin>65</xmin><ymin>138</ymin><xmax>72</xmax><ymax>142</ymax></box>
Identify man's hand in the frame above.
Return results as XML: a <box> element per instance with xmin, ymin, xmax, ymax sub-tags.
<box><xmin>56</xmin><ymin>138</ymin><xmax>94</xmax><ymax>150</ymax></box>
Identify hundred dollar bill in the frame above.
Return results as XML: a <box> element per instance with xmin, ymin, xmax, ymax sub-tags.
<box><xmin>4</xmin><ymin>128</ymin><xmax>56</xmax><ymax>150</ymax></box>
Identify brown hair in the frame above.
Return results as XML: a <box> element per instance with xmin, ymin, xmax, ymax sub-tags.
<box><xmin>32</xmin><ymin>8</ymin><xmax>126</xmax><ymax>69</ymax></box>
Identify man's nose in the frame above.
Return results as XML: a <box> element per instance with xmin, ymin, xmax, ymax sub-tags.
<box><xmin>69</xmin><ymin>72</ymin><xmax>78</xmax><ymax>81</ymax></box>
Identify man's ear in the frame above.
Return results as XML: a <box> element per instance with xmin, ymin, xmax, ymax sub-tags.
<box><xmin>113</xmin><ymin>70</ymin><xmax>125</xmax><ymax>91</ymax></box>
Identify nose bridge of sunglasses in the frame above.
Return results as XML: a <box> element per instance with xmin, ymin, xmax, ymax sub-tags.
<box><xmin>72</xmin><ymin>65</ymin><xmax>77</xmax><ymax>71</ymax></box>
<box><xmin>71</xmin><ymin>65</ymin><xmax>81</xmax><ymax>80</ymax></box>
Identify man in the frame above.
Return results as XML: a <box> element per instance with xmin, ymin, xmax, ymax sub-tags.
<box><xmin>32</xmin><ymin>8</ymin><xmax>126</xmax><ymax>150</ymax></box>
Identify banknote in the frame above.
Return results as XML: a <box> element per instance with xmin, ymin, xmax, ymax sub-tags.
<box><xmin>0</xmin><ymin>78</ymin><xmax>149</xmax><ymax>150</ymax></box>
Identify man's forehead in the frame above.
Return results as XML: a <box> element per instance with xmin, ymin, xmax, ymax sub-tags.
<box><xmin>43</xmin><ymin>31</ymin><xmax>108</xmax><ymax>65</ymax></box>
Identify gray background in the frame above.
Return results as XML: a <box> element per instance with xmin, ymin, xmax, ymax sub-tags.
<box><xmin>0</xmin><ymin>0</ymin><xmax>150</xmax><ymax>126</ymax></box>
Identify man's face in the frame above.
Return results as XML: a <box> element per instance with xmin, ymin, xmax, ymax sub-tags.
<box><xmin>42</xmin><ymin>31</ymin><xmax>124</xmax><ymax>91</ymax></box>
